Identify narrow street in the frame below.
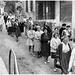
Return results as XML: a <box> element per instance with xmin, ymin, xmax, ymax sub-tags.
<box><xmin>0</xmin><ymin>31</ymin><xmax>61</xmax><ymax>74</ymax></box>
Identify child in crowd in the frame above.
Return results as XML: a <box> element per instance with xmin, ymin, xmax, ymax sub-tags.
<box><xmin>26</xmin><ymin>26</ymin><xmax>35</xmax><ymax>55</ymax></box>
<box><xmin>34</xmin><ymin>25</ymin><xmax>44</xmax><ymax>58</ymax></box>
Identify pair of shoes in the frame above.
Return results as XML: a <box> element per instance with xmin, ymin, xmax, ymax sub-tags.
<box><xmin>44</xmin><ymin>62</ymin><xmax>47</xmax><ymax>64</ymax></box>
<box><xmin>47</xmin><ymin>61</ymin><xmax>50</xmax><ymax>63</ymax></box>
<box><xmin>53</xmin><ymin>68</ymin><xmax>57</xmax><ymax>72</ymax></box>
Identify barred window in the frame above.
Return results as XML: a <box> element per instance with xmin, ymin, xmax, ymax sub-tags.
<box><xmin>26</xmin><ymin>1</ymin><xmax>28</xmax><ymax>12</ymax></box>
<box><xmin>30</xmin><ymin>1</ymin><xmax>33</xmax><ymax>12</ymax></box>
<box><xmin>60</xmin><ymin>1</ymin><xmax>72</xmax><ymax>22</ymax></box>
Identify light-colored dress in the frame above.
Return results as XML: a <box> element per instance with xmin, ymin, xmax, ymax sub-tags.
<box><xmin>34</xmin><ymin>30</ymin><xmax>43</xmax><ymax>52</ymax></box>
<box><xmin>50</xmin><ymin>37</ymin><xmax>61</xmax><ymax>52</ymax></box>
<box><xmin>68</xmin><ymin>47</ymin><xmax>75</xmax><ymax>73</ymax></box>
<box><xmin>26</xmin><ymin>30</ymin><xmax>35</xmax><ymax>46</ymax></box>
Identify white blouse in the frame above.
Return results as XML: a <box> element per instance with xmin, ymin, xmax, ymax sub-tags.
<box><xmin>62</xmin><ymin>42</ymin><xmax>70</xmax><ymax>53</ymax></box>
<box><xmin>27</xmin><ymin>30</ymin><xmax>35</xmax><ymax>39</ymax></box>
<box><xmin>34</xmin><ymin>31</ymin><xmax>44</xmax><ymax>40</ymax></box>
<box><xmin>50</xmin><ymin>37</ymin><xmax>61</xmax><ymax>52</ymax></box>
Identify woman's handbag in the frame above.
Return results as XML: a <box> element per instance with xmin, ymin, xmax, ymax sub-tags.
<box><xmin>55</xmin><ymin>60</ymin><xmax>62</xmax><ymax>69</ymax></box>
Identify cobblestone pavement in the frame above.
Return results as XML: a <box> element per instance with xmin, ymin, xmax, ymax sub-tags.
<box><xmin>0</xmin><ymin>31</ymin><xmax>61</xmax><ymax>74</ymax></box>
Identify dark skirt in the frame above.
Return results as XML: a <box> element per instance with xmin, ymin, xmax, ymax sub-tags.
<box><xmin>7</xmin><ymin>27</ymin><xmax>13</xmax><ymax>33</ymax></box>
<box><xmin>15</xmin><ymin>26</ymin><xmax>21</xmax><ymax>38</ymax></box>
<box><xmin>19</xmin><ymin>23</ymin><xmax>24</xmax><ymax>33</ymax></box>
<box><xmin>8</xmin><ymin>27</ymin><xmax>16</xmax><ymax>33</ymax></box>
<box><xmin>41</xmin><ymin>43</ymin><xmax>50</xmax><ymax>57</ymax></box>
<box><xmin>60</xmin><ymin>52</ymin><xmax>70</xmax><ymax>74</ymax></box>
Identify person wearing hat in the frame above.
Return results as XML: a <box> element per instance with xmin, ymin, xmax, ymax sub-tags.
<box><xmin>34</xmin><ymin>25</ymin><xmax>44</xmax><ymax>58</ymax></box>
<box><xmin>59</xmin><ymin>23</ymin><xmax>66</xmax><ymax>40</ymax></box>
<box><xmin>50</xmin><ymin>32</ymin><xmax>61</xmax><ymax>71</ymax></box>
<box><xmin>62</xmin><ymin>25</ymin><xmax>71</xmax><ymax>40</ymax></box>
<box><xmin>57</xmin><ymin>35</ymin><xmax>71</xmax><ymax>74</ymax></box>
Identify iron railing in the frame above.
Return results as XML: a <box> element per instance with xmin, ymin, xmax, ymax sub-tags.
<box><xmin>9</xmin><ymin>48</ymin><xmax>19</xmax><ymax>74</ymax></box>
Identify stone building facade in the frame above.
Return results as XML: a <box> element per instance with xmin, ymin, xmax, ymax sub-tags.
<box><xmin>17</xmin><ymin>0</ymin><xmax>75</xmax><ymax>38</ymax></box>
<box><xmin>20</xmin><ymin>1</ymin><xmax>72</xmax><ymax>25</ymax></box>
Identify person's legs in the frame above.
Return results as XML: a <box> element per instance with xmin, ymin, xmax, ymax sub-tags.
<box><xmin>16</xmin><ymin>37</ymin><xmax>18</xmax><ymax>42</ymax></box>
<box><xmin>29</xmin><ymin>46</ymin><xmax>31</xmax><ymax>52</ymax></box>
<box><xmin>30</xmin><ymin>45</ymin><xmax>34</xmax><ymax>55</ymax></box>
<box><xmin>54</xmin><ymin>58</ymin><xmax>57</xmax><ymax>72</ymax></box>
<box><xmin>44</xmin><ymin>56</ymin><xmax>48</xmax><ymax>63</ymax></box>
<box><xmin>37</xmin><ymin>51</ymin><xmax>40</xmax><ymax>58</ymax></box>
<box><xmin>38</xmin><ymin>51</ymin><xmax>42</xmax><ymax>58</ymax></box>
<box><xmin>33</xmin><ymin>45</ymin><xmax>34</xmax><ymax>53</ymax></box>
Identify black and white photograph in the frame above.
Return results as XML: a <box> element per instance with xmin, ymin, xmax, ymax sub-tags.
<box><xmin>0</xmin><ymin>0</ymin><xmax>75</xmax><ymax>74</ymax></box>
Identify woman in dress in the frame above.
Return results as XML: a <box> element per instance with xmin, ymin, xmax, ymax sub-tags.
<box><xmin>41</xmin><ymin>28</ymin><xmax>51</xmax><ymax>63</ymax></box>
<box><xmin>26</xmin><ymin>26</ymin><xmax>35</xmax><ymax>55</ymax></box>
<box><xmin>14</xmin><ymin>19</ymin><xmax>21</xmax><ymax>42</ymax></box>
<box><xmin>50</xmin><ymin>32</ymin><xmax>61</xmax><ymax>71</ymax></box>
<box><xmin>34</xmin><ymin>25</ymin><xmax>43</xmax><ymax>58</ymax></box>
<box><xmin>57</xmin><ymin>35</ymin><xmax>71</xmax><ymax>74</ymax></box>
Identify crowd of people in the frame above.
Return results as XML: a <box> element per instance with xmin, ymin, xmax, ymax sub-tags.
<box><xmin>0</xmin><ymin>12</ymin><xmax>75</xmax><ymax>74</ymax></box>
<box><xmin>0</xmin><ymin>13</ymin><xmax>25</xmax><ymax>42</ymax></box>
<box><xmin>26</xmin><ymin>20</ymin><xmax>75</xmax><ymax>74</ymax></box>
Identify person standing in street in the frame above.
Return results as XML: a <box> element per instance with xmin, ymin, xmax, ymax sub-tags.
<box><xmin>41</xmin><ymin>28</ymin><xmax>51</xmax><ymax>63</ymax></box>
<box><xmin>26</xmin><ymin>26</ymin><xmax>35</xmax><ymax>55</ymax></box>
<box><xmin>57</xmin><ymin>35</ymin><xmax>71</xmax><ymax>74</ymax></box>
<box><xmin>50</xmin><ymin>32</ymin><xmax>61</xmax><ymax>71</ymax></box>
<box><xmin>14</xmin><ymin>19</ymin><xmax>21</xmax><ymax>42</ymax></box>
<box><xmin>34</xmin><ymin>25</ymin><xmax>43</xmax><ymax>58</ymax></box>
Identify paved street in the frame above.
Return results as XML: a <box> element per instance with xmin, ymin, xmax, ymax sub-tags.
<box><xmin>0</xmin><ymin>31</ymin><xmax>61</xmax><ymax>74</ymax></box>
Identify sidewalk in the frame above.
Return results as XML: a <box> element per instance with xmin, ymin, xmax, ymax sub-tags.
<box><xmin>0</xmin><ymin>31</ymin><xmax>61</xmax><ymax>74</ymax></box>
<box><xmin>0</xmin><ymin>57</ymin><xmax>8</xmax><ymax>74</ymax></box>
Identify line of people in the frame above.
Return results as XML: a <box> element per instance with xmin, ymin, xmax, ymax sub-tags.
<box><xmin>26</xmin><ymin>21</ymin><xmax>75</xmax><ymax>74</ymax></box>
<box><xmin>0</xmin><ymin>13</ymin><xmax>75</xmax><ymax>74</ymax></box>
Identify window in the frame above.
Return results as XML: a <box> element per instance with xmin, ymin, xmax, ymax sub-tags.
<box><xmin>30</xmin><ymin>1</ymin><xmax>33</xmax><ymax>11</ymax></box>
<box><xmin>26</xmin><ymin>1</ymin><xmax>28</xmax><ymax>12</ymax></box>
<box><xmin>60</xmin><ymin>1</ymin><xmax>72</xmax><ymax>22</ymax></box>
